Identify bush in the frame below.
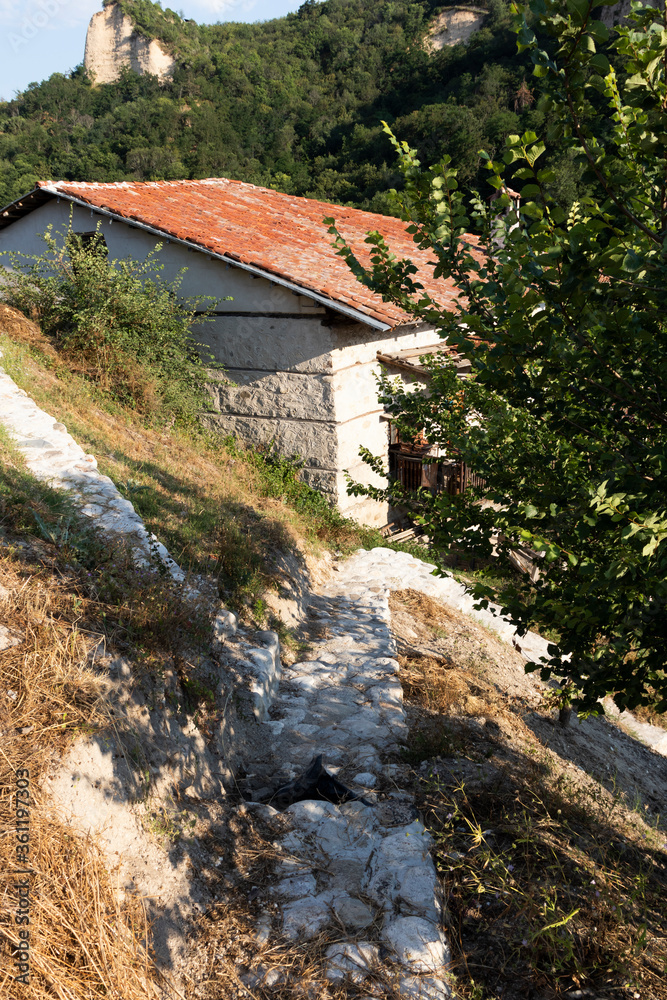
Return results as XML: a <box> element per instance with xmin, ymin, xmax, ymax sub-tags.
<box><xmin>0</xmin><ymin>219</ymin><xmax>216</xmax><ymax>426</ymax></box>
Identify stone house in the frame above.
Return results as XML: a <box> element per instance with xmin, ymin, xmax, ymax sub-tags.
<box><xmin>0</xmin><ymin>178</ymin><xmax>471</xmax><ymax>525</ymax></box>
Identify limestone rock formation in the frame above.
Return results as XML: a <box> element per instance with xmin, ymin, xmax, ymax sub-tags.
<box><xmin>84</xmin><ymin>3</ymin><xmax>175</xmax><ymax>85</ymax></box>
<box><xmin>425</xmin><ymin>5</ymin><xmax>487</xmax><ymax>51</ymax></box>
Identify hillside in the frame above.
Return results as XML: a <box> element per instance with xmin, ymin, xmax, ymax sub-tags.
<box><xmin>0</xmin><ymin>0</ymin><xmax>583</xmax><ymax>214</ymax></box>
<box><xmin>1</xmin><ymin>309</ymin><xmax>666</xmax><ymax>1000</ymax></box>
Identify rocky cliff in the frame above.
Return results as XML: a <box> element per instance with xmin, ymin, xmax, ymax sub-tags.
<box><xmin>84</xmin><ymin>3</ymin><xmax>175</xmax><ymax>85</ymax></box>
<box><xmin>425</xmin><ymin>5</ymin><xmax>488</xmax><ymax>51</ymax></box>
<box><xmin>424</xmin><ymin>0</ymin><xmax>664</xmax><ymax>50</ymax></box>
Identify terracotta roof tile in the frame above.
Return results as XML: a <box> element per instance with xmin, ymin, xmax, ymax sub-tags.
<box><xmin>39</xmin><ymin>177</ymin><xmax>477</xmax><ymax>328</ymax></box>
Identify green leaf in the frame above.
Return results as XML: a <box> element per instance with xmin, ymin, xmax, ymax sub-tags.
<box><xmin>567</xmin><ymin>0</ymin><xmax>591</xmax><ymax>22</ymax></box>
<box><xmin>589</xmin><ymin>53</ymin><xmax>610</xmax><ymax>73</ymax></box>
<box><xmin>526</xmin><ymin>141</ymin><xmax>546</xmax><ymax>167</ymax></box>
<box><xmin>622</xmin><ymin>248</ymin><xmax>643</xmax><ymax>272</ymax></box>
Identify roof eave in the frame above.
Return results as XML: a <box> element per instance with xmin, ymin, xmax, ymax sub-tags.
<box><xmin>0</xmin><ymin>186</ymin><xmax>55</xmax><ymax>230</ymax></box>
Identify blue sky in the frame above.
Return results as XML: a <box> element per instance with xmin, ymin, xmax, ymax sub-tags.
<box><xmin>0</xmin><ymin>1</ymin><xmax>303</xmax><ymax>101</ymax></box>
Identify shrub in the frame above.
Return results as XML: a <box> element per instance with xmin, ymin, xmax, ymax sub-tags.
<box><xmin>0</xmin><ymin>218</ymin><xmax>217</xmax><ymax>426</ymax></box>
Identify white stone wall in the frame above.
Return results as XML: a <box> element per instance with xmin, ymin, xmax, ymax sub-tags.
<box><xmin>84</xmin><ymin>4</ymin><xmax>175</xmax><ymax>84</ymax></box>
<box><xmin>329</xmin><ymin>322</ymin><xmax>442</xmax><ymax>525</ymax></box>
<box><xmin>198</xmin><ymin>307</ymin><xmax>339</xmax><ymax>497</ymax></box>
<box><xmin>195</xmin><ymin>313</ymin><xmax>331</xmax><ymax>374</ymax></box>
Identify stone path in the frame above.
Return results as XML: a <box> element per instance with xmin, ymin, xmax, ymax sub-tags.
<box><xmin>239</xmin><ymin>553</ymin><xmax>544</xmax><ymax>991</ymax></box>
<box><xmin>0</xmin><ymin>361</ymin><xmax>184</xmax><ymax>580</ymax></box>
<box><xmin>332</xmin><ymin>548</ymin><xmax>551</xmax><ymax>664</ymax></box>
<box><xmin>244</xmin><ymin>572</ymin><xmax>453</xmax><ymax>997</ymax></box>
<box><xmin>240</xmin><ymin>547</ymin><xmax>666</xmax><ymax>993</ymax></box>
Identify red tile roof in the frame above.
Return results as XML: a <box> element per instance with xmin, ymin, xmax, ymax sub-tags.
<box><xmin>37</xmin><ymin>177</ymin><xmax>476</xmax><ymax>328</ymax></box>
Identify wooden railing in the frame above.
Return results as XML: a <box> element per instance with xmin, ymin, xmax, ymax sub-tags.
<box><xmin>389</xmin><ymin>452</ymin><xmax>485</xmax><ymax>496</ymax></box>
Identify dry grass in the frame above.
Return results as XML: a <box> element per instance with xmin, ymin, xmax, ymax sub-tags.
<box><xmin>0</xmin><ymin>812</ymin><xmax>154</xmax><ymax>1000</ymax></box>
<box><xmin>391</xmin><ymin>590</ymin><xmax>667</xmax><ymax>1000</ymax></box>
<box><xmin>0</xmin><ymin>560</ymin><xmax>104</xmax><ymax>786</ymax></box>
<box><xmin>0</xmin><ymin>304</ymin><xmax>59</xmax><ymax>362</ymax></box>
<box><xmin>400</xmin><ymin>654</ymin><xmax>503</xmax><ymax>719</ymax></box>
<box><xmin>0</xmin><ymin>555</ymin><xmax>157</xmax><ymax>998</ymax></box>
<box><xmin>0</xmin><ymin>432</ymin><xmax>228</xmax><ymax>997</ymax></box>
<box><xmin>0</xmin><ymin>326</ymin><xmax>375</xmax><ymax>624</ymax></box>
<box><xmin>417</xmin><ymin>765</ymin><xmax>667</xmax><ymax>1000</ymax></box>
<box><xmin>391</xmin><ymin>588</ymin><xmax>511</xmax><ymax>721</ymax></box>
<box><xmin>1</xmin><ymin>328</ymin><xmax>292</xmax><ymax>589</ymax></box>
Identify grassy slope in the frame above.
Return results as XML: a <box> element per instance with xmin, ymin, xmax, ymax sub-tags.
<box><xmin>2</xmin><ymin>321</ymin><xmax>666</xmax><ymax>1000</ymax></box>
<box><xmin>0</xmin><ymin>321</ymin><xmax>433</xmax><ymax>624</ymax></box>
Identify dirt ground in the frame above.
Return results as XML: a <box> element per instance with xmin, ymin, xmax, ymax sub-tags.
<box><xmin>389</xmin><ymin>590</ymin><xmax>667</xmax><ymax>827</ymax></box>
<box><xmin>389</xmin><ymin>589</ymin><xmax>667</xmax><ymax>1000</ymax></box>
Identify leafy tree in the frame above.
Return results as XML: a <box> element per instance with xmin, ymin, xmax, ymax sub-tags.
<box><xmin>328</xmin><ymin>0</ymin><xmax>667</xmax><ymax>715</ymax></box>
<box><xmin>0</xmin><ymin>0</ymin><xmax>569</xmax><ymax>212</ymax></box>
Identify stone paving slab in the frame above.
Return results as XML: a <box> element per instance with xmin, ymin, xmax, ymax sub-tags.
<box><xmin>245</xmin><ymin>571</ymin><xmax>454</xmax><ymax>995</ymax></box>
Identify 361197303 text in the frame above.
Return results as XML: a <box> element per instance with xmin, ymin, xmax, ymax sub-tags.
<box><xmin>13</xmin><ymin>768</ymin><xmax>32</xmax><ymax>985</ymax></box>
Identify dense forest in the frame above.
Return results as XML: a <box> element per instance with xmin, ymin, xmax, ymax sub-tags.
<box><xmin>0</xmin><ymin>0</ymin><xmax>584</xmax><ymax>213</ymax></box>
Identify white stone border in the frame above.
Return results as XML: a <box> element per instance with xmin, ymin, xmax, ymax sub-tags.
<box><xmin>0</xmin><ymin>359</ymin><xmax>185</xmax><ymax>581</ymax></box>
